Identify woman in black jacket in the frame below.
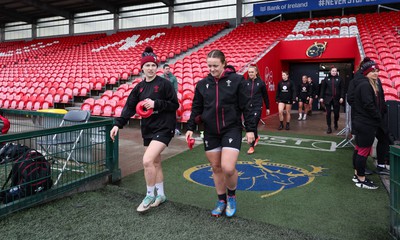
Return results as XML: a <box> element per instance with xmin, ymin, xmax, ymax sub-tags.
<box><xmin>348</xmin><ymin>57</ymin><xmax>391</xmax><ymax>177</ymax></box>
<box><xmin>185</xmin><ymin>49</ymin><xmax>255</xmax><ymax>218</ymax></box>
<box><xmin>110</xmin><ymin>46</ymin><xmax>179</xmax><ymax>211</ymax></box>
<box><xmin>352</xmin><ymin>59</ymin><xmax>381</xmax><ymax>189</ymax></box>
<box><xmin>245</xmin><ymin>65</ymin><xmax>270</xmax><ymax>155</ymax></box>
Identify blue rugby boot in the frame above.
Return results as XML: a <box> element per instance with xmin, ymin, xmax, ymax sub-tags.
<box><xmin>225</xmin><ymin>196</ymin><xmax>236</xmax><ymax>217</ymax></box>
<box><xmin>211</xmin><ymin>200</ymin><xmax>226</xmax><ymax>217</ymax></box>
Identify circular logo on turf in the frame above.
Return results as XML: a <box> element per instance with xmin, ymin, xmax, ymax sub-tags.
<box><xmin>183</xmin><ymin>159</ymin><xmax>325</xmax><ymax>198</ymax></box>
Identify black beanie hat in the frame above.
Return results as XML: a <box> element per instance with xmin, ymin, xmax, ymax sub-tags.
<box><xmin>360</xmin><ymin>57</ymin><xmax>379</xmax><ymax>76</ymax></box>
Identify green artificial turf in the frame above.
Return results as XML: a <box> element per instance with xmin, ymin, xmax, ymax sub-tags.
<box><xmin>0</xmin><ymin>185</ymin><xmax>326</xmax><ymax>240</ymax></box>
<box><xmin>0</xmin><ymin>132</ymin><xmax>391</xmax><ymax>240</ymax></box>
<box><xmin>120</xmin><ymin>132</ymin><xmax>391</xmax><ymax>240</ymax></box>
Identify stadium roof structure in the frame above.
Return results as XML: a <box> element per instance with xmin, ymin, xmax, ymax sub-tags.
<box><xmin>0</xmin><ymin>0</ymin><xmax>216</xmax><ymax>25</ymax></box>
<box><xmin>1</xmin><ymin>0</ymin><xmax>399</xmax><ymax>26</ymax></box>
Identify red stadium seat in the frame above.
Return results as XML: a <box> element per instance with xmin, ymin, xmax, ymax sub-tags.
<box><xmin>113</xmin><ymin>106</ymin><xmax>123</xmax><ymax>117</ymax></box>
<box><xmin>121</xmin><ymin>72</ymin><xmax>129</xmax><ymax>81</ymax></box>
<box><xmin>17</xmin><ymin>100</ymin><xmax>25</xmax><ymax>110</ymax></box>
<box><xmin>182</xmin><ymin>99</ymin><xmax>192</xmax><ymax>111</ymax></box>
<box><xmin>102</xmin><ymin>100</ymin><xmax>117</xmax><ymax>117</ymax></box>
<box><xmin>380</xmin><ymin>78</ymin><xmax>393</xmax><ymax>88</ymax></box>
<box><xmin>182</xmin><ymin>90</ymin><xmax>194</xmax><ymax>100</ymax></box>
<box><xmin>33</xmin><ymin>101</ymin><xmax>42</xmax><ymax>110</ymax></box>
<box><xmin>92</xmin><ymin>104</ymin><xmax>103</xmax><ymax>116</ymax></box>
<box><xmin>109</xmin><ymin>76</ymin><xmax>118</xmax><ymax>85</ymax></box>
<box><xmin>10</xmin><ymin>100</ymin><xmax>18</xmax><ymax>109</ymax></box>
<box><xmin>181</xmin><ymin>110</ymin><xmax>191</xmax><ymax>122</ymax></box>
<box><xmin>385</xmin><ymin>95</ymin><xmax>399</xmax><ymax>101</ymax></box>
<box><xmin>61</xmin><ymin>94</ymin><xmax>70</xmax><ymax>103</ymax></box>
<box><xmin>384</xmin><ymin>87</ymin><xmax>399</xmax><ymax>98</ymax></box>
<box><xmin>25</xmin><ymin>101</ymin><xmax>33</xmax><ymax>110</ymax></box>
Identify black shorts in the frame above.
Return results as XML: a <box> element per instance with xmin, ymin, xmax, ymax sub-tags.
<box><xmin>278</xmin><ymin>100</ymin><xmax>292</xmax><ymax>104</ymax></box>
<box><xmin>353</xmin><ymin>122</ymin><xmax>377</xmax><ymax>148</ymax></box>
<box><xmin>203</xmin><ymin>128</ymin><xmax>242</xmax><ymax>152</ymax></box>
<box><xmin>298</xmin><ymin>98</ymin><xmax>309</xmax><ymax>104</ymax></box>
<box><xmin>143</xmin><ymin>135</ymin><xmax>172</xmax><ymax>147</ymax></box>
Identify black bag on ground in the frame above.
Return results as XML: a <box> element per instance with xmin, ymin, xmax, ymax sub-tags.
<box><xmin>0</xmin><ymin>143</ymin><xmax>31</xmax><ymax>164</ymax></box>
<box><xmin>0</xmin><ymin>148</ymin><xmax>53</xmax><ymax>204</ymax></box>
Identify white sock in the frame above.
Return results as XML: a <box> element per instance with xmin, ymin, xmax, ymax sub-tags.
<box><xmin>146</xmin><ymin>185</ymin><xmax>155</xmax><ymax>197</ymax></box>
<box><xmin>299</xmin><ymin>113</ymin><xmax>302</xmax><ymax>117</ymax></box>
<box><xmin>155</xmin><ymin>182</ymin><xmax>165</xmax><ymax>196</ymax></box>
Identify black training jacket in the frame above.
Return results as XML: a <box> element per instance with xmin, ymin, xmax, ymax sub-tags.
<box><xmin>348</xmin><ymin>71</ymin><xmax>387</xmax><ymax>114</ymax></box>
<box><xmin>320</xmin><ymin>74</ymin><xmax>345</xmax><ymax>104</ymax></box>
<box><xmin>275</xmin><ymin>79</ymin><xmax>296</xmax><ymax>103</ymax></box>
<box><xmin>347</xmin><ymin>70</ymin><xmax>363</xmax><ymax>107</ymax></box>
<box><xmin>309</xmin><ymin>81</ymin><xmax>318</xmax><ymax>97</ymax></box>
<box><xmin>245</xmin><ymin>77</ymin><xmax>270</xmax><ymax>111</ymax></box>
<box><xmin>353</xmin><ymin>74</ymin><xmax>382</xmax><ymax>127</ymax></box>
<box><xmin>114</xmin><ymin>76</ymin><xmax>179</xmax><ymax>138</ymax></box>
<box><xmin>186</xmin><ymin>66</ymin><xmax>256</xmax><ymax>135</ymax></box>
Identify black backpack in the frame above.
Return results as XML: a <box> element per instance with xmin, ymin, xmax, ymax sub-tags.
<box><xmin>0</xmin><ymin>143</ymin><xmax>31</xmax><ymax>164</ymax></box>
<box><xmin>0</xmin><ymin>148</ymin><xmax>53</xmax><ymax>204</ymax></box>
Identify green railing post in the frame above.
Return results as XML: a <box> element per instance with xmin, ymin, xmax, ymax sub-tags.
<box><xmin>390</xmin><ymin>145</ymin><xmax>400</xmax><ymax>240</ymax></box>
<box><xmin>106</xmin><ymin>124</ymin><xmax>121</xmax><ymax>183</ymax></box>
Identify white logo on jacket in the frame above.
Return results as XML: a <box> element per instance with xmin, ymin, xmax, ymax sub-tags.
<box><xmin>206</xmin><ymin>84</ymin><xmax>209</xmax><ymax>89</ymax></box>
<box><xmin>226</xmin><ymin>80</ymin><xmax>231</xmax><ymax>87</ymax></box>
<box><xmin>229</xmin><ymin>138</ymin><xmax>233</xmax><ymax>143</ymax></box>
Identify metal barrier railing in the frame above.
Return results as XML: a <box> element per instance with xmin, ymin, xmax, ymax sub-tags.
<box><xmin>0</xmin><ymin>109</ymin><xmax>120</xmax><ymax>217</ymax></box>
<box><xmin>390</xmin><ymin>145</ymin><xmax>400</xmax><ymax>240</ymax></box>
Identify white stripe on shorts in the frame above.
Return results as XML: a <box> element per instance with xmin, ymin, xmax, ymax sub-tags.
<box><xmin>206</xmin><ymin>147</ymin><xmax>222</xmax><ymax>152</ymax></box>
<box><xmin>222</xmin><ymin>147</ymin><xmax>240</xmax><ymax>152</ymax></box>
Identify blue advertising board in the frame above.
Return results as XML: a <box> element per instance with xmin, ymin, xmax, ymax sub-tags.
<box><xmin>254</xmin><ymin>0</ymin><xmax>399</xmax><ymax>16</ymax></box>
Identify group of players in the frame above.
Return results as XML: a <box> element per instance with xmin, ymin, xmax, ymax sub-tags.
<box><xmin>110</xmin><ymin>46</ymin><xmax>378</xmax><ymax>217</ymax></box>
<box><xmin>276</xmin><ymin>67</ymin><xmax>344</xmax><ymax>134</ymax></box>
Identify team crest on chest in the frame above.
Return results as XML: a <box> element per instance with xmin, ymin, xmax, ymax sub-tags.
<box><xmin>226</xmin><ymin>79</ymin><xmax>231</xmax><ymax>87</ymax></box>
<box><xmin>154</xmin><ymin>85</ymin><xmax>159</xmax><ymax>93</ymax></box>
